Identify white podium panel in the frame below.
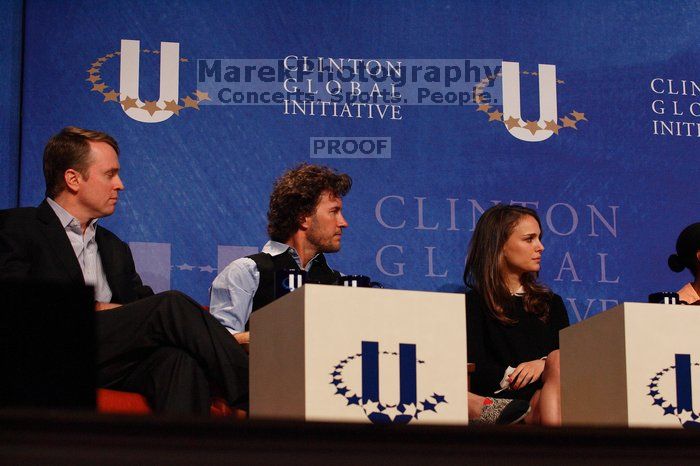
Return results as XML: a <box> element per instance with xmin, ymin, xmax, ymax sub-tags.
<box><xmin>561</xmin><ymin>302</ymin><xmax>700</xmax><ymax>428</ymax></box>
<box><xmin>249</xmin><ymin>284</ymin><xmax>468</xmax><ymax>425</ymax></box>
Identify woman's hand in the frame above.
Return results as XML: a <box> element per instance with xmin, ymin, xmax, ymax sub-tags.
<box><xmin>509</xmin><ymin>359</ymin><xmax>546</xmax><ymax>390</ymax></box>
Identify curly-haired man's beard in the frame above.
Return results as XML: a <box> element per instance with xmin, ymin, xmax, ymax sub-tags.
<box><xmin>306</xmin><ymin>216</ymin><xmax>342</xmax><ymax>253</ymax></box>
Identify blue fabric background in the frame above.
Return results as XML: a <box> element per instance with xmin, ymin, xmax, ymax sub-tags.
<box><xmin>0</xmin><ymin>0</ymin><xmax>23</xmax><ymax>209</ymax></box>
<box><xmin>7</xmin><ymin>0</ymin><xmax>700</xmax><ymax>319</ymax></box>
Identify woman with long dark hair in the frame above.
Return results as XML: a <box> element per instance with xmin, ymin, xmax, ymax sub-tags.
<box><xmin>668</xmin><ymin>222</ymin><xmax>700</xmax><ymax>304</ymax></box>
<box><xmin>464</xmin><ymin>205</ymin><xmax>569</xmax><ymax>425</ymax></box>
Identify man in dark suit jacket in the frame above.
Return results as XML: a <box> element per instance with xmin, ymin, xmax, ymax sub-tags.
<box><xmin>0</xmin><ymin>201</ymin><xmax>151</xmax><ymax>303</ymax></box>
<box><xmin>0</xmin><ymin>127</ymin><xmax>248</xmax><ymax>415</ymax></box>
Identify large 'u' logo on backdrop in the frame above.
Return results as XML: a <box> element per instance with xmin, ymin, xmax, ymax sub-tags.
<box><xmin>119</xmin><ymin>39</ymin><xmax>180</xmax><ymax>123</ymax></box>
<box><xmin>85</xmin><ymin>40</ymin><xmax>209</xmax><ymax>123</ymax></box>
<box><xmin>330</xmin><ymin>341</ymin><xmax>448</xmax><ymax>424</ymax></box>
<box><xmin>473</xmin><ymin>60</ymin><xmax>587</xmax><ymax>142</ymax></box>
<box><xmin>501</xmin><ymin>61</ymin><xmax>558</xmax><ymax>142</ymax></box>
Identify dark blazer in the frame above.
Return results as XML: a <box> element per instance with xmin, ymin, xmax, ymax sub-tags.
<box><xmin>0</xmin><ymin>200</ymin><xmax>153</xmax><ymax>304</ymax></box>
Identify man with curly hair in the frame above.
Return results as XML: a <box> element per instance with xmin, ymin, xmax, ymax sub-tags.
<box><xmin>208</xmin><ymin>163</ymin><xmax>531</xmax><ymax>424</ymax></box>
<box><xmin>210</xmin><ymin>163</ymin><xmax>351</xmax><ymax>345</ymax></box>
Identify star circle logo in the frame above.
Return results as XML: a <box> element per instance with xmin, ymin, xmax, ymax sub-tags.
<box><xmin>330</xmin><ymin>346</ymin><xmax>448</xmax><ymax>425</ymax></box>
<box><xmin>85</xmin><ymin>40</ymin><xmax>210</xmax><ymax>123</ymax></box>
<box><xmin>647</xmin><ymin>356</ymin><xmax>700</xmax><ymax>429</ymax></box>
<box><xmin>473</xmin><ymin>61</ymin><xmax>588</xmax><ymax>142</ymax></box>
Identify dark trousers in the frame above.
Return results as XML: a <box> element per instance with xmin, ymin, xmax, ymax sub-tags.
<box><xmin>95</xmin><ymin>291</ymin><xmax>248</xmax><ymax>415</ymax></box>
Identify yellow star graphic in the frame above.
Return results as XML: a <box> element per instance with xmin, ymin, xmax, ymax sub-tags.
<box><xmin>522</xmin><ymin>71</ymin><xmax>530</xmax><ymax>75</ymax></box>
<box><xmin>531</xmin><ymin>72</ymin><xmax>538</xmax><ymax>76</ymax></box>
<box><xmin>87</xmin><ymin>67</ymin><xmax>99</xmax><ymax>74</ymax></box>
<box><xmin>91</xmin><ymin>83</ymin><xmax>107</xmax><ymax>93</ymax></box>
<box><xmin>180</xmin><ymin>58</ymin><xmax>189</xmax><ymax>63</ymax></box>
<box><xmin>194</xmin><ymin>90</ymin><xmax>211</xmax><ymax>102</ymax></box>
<box><xmin>114</xmin><ymin>51</ymin><xmax>121</xmax><ymax>55</ymax></box>
<box><xmin>163</xmin><ymin>100</ymin><xmax>184</xmax><ymax>115</ymax></box>
<box><xmin>141</xmin><ymin>100</ymin><xmax>162</xmax><ymax>116</ymax></box>
<box><xmin>106</xmin><ymin>53</ymin><xmax>114</xmax><ymax>58</ymax></box>
<box><xmin>560</xmin><ymin>116</ymin><xmax>577</xmax><ymax>129</ymax></box>
<box><xmin>120</xmin><ymin>96</ymin><xmax>139</xmax><ymax>111</ymax></box>
<box><xmin>488</xmin><ymin>109</ymin><xmax>503</xmax><ymax>122</ymax></box>
<box><xmin>181</xmin><ymin>95</ymin><xmax>200</xmax><ymax>110</ymax></box>
<box><xmin>86</xmin><ymin>74</ymin><xmax>101</xmax><ymax>83</ymax></box>
<box><xmin>91</xmin><ymin>61</ymin><xmax>102</xmax><ymax>68</ymax></box>
<box><xmin>97</xmin><ymin>57</ymin><xmax>107</xmax><ymax>63</ymax></box>
<box><xmin>143</xmin><ymin>49</ymin><xmax>151</xmax><ymax>53</ymax></box>
<box><xmin>152</xmin><ymin>50</ymin><xmax>160</xmax><ymax>55</ymax></box>
<box><xmin>477</xmin><ymin>104</ymin><xmax>491</xmax><ymax>113</ymax></box>
<box><xmin>544</xmin><ymin>119</ymin><xmax>562</xmax><ymax>135</ymax></box>
<box><xmin>557</xmin><ymin>79</ymin><xmax>565</xmax><ymax>84</ymax></box>
<box><xmin>102</xmin><ymin>90</ymin><xmax>119</xmax><ymax>102</ymax></box>
<box><xmin>571</xmin><ymin>110</ymin><xmax>587</xmax><ymax>121</ymax></box>
<box><xmin>503</xmin><ymin>116</ymin><xmax>521</xmax><ymax>130</ymax></box>
<box><xmin>523</xmin><ymin>120</ymin><xmax>541</xmax><ymax>135</ymax></box>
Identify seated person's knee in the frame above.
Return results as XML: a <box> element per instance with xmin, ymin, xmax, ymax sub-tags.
<box><xmin>544</xmin><ymin>349</ymin><xmax>560</xmax><ymax>376</ymax></box>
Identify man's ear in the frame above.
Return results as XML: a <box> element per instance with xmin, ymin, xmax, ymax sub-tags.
<box><xmin>299</xmin><ymin>214</ymin><xmax>311</xmax><ymax>231</ymax></box>
<box><xmin>64</xmin><ymin>169</ymin><xmax>81</xmax><ymax>194</ymax></box>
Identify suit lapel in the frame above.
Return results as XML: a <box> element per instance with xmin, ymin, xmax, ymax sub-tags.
<box><xmin>95</xmin><ymin>226</ymin><xmax>119</xmax><ymax>298</ymax></box>
<box><xmin>36</xmin><ymin>200</ymin><xmax>85</xmax><ymax>286</ymax></box>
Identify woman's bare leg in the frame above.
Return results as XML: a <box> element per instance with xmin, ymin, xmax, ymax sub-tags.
<box><xmin>537</xmin><ymin>349</ymin><xmax>562</xmax><ymax>426</ymax></box>
<box><xmin>468</xmin><ymin>392</ymin><xmax>485</xmax><ymax>419</ymax></box>
<box><xmin>525</xmin><ymin>389</ymin><xmax>542</xmax><ymax>424</ymax></box>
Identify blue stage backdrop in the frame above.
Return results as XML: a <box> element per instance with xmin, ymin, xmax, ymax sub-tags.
<box><xmin>16</xmin><ymin>0</ymin><xmax>700</xmax><ymax>320</ymax></box>
<box><xmin>0</xmin><ymin>0</ymin><xmax>23</xmax><ymax>209</ymax></box>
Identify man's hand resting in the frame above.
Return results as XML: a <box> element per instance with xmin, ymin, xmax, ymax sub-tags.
<box><xmin>234</xmin><ymin>331</ymin><xmax>250</xmax><ymax>345</ymax></box>
<box><xmin>95</xmin><ymin>302</ymin><xmax>122</xmax><ymax>311</ymax></box>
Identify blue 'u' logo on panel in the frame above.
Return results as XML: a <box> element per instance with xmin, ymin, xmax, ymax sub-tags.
<box><xmin>331</xmin><ymin>341</ymin><xmax>448</xmax><ymax>424</ymax></box>
<box><xmin>648</xmin><ymin>353</ymin><xmax>700</xmax><ymax>429</ymax></box>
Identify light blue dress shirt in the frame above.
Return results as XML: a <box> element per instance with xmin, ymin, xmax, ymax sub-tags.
<box><xmin>47</xmin><ymin>197</ymin><xmax>113</xmax><ymax>302</ymax></box>
<box><xmin>209</xmin><ymin>240</ymin><xmax>326</xmax><ymax>334</ymax></box>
